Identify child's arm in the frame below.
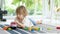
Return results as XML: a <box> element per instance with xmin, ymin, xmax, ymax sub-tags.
<box><xmin>15</xmin><ymin>19</ymin><xmax>25</xmax><ymax>28</ymax></box>
<box><xmin>29</xmin><ymin>18</ymin><xmax>42</xmax><ymax>25</ymax></box>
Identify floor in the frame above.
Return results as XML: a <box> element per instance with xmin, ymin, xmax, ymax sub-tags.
<box><xmin>0</xmin><ymin>24</ymin><xmax>60</xmax><ymax>34</ymax></box>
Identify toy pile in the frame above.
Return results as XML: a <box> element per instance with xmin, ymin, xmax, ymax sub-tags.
<box><xmin>3</xmin><ymin>22</ymin><xmax>40</xmax><ymax>32</ymax></box>
<box><xmin>3</xmin><ymin>22</ymin><xmax>17</xmax><ymax>30</ymax></box>
<box><xmin>24</xmin><ymin>26</ymin><xmax>40</xmax><ymax>31</ymax></box>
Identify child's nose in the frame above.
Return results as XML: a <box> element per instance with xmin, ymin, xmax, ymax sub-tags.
<box><xmin>20</xmin><ymin>15</ymin><xmax>24</xmax><ymax>18</ymax></box>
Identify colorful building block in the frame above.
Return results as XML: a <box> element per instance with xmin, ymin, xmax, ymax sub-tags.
<box><xmin>3</xmin><ymin>26</ymin><xmax>9</xmax><ymax>30</ymax></box>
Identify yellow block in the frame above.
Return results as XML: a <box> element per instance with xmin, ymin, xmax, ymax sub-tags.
<box><xmin>33</xmin><ymin>26</ymin><xmax>39</xmax><ymax>31</ymax></box>
<box><xmin>28</xmin><ymin>27</ymin><xmax>32</xmax><ymax>31</ymax></box>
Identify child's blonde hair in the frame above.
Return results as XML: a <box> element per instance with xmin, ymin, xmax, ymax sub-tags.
<box><xmin>16</xmin><ymin>6</ymin><xmax>28</xmax><ymax>17</ymax></box>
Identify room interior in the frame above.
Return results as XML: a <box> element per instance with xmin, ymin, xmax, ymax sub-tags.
<box><xmin>0</xmin><ymin>0</ymin><xmax>60</xmax><ymax>34</ymax></box>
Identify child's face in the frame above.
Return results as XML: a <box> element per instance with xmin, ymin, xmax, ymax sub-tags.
<box><xmin>17</xmin><ymin>14</ymin><xmax>24</xmax><ymax>21</ymax></box>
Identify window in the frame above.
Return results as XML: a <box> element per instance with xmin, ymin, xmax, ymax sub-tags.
<box><xmin>54</xmin><ymin>0</ymin><xmax>60</xmax><ymax>20</ymax></box>
<box><xmin>4</xmin><ymin>0</ymin><xmax>43</xmax><ymax>16</ymax></box>
<box><xmin>48</xmin><ymin>0</ymin><xmax>50</xmax><ymax>11</ymax></box>
<box><xmin>55</xmin><ymin>0</ymin><xmax>60</xmax><ymax>8</ymax></box>
<box><xmin>1</xmin><ymin>0</ymin><xmax>60</xmax><ymax>25</ymax></box>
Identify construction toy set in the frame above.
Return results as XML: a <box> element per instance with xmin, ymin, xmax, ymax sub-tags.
<box><xmin>2</xmin><ymin>22</ymin><xmax>40</xmax><ymax>32</ymax></box>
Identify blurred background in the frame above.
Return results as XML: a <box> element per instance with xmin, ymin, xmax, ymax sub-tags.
<box><xmin>0</xmin><ymin>0</ymin><xmax>43</xmax><ymax>15</ymax></box>
<box><xmin>0</xmin><ymin>0</ymin><xmax>60</xmax><ymax>15</ymax></box>
<box><xmin>0</xmin><ymin>0</ymin><xmax>60</xmax><ymax>26</ymax></box>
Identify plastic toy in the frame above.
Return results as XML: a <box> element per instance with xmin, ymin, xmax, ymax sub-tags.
<box><xmin>24</xmin><ymin>27</ymin><xmax>32</xmax><ymax>31</ymax></box>
<box><xmin>24</xmin><ymin>27</ymin><xmax>28</xmax><ymax>30</ymax></box>
<box><xmin>31</xmin><ymin>29</ymin><xmax>34</xmax><ymax>32</ymax></box>
<box><xmin>35</xmin><ymin>28</ymin><xmax>40</xmax><ymax>31</ymax></box>
<box><xmin>10</xmin><ymin>22</ymin><xmax>17</xmax><ymax>29</ymax></box>
<box><xmin>56</xmin><ymin>26</ymin><xmax>60</xmax><ymax>29</ymax></box>
<box><xmin>47</xmin><ymin>27</ymin><xmax>52</xmax><ymax>30</ymax></box>
<box><xmin>0</xmin><ymin>8</ymin><xmax>7</xmax><ymax>21</ymax></box>
<box><xmin>33</xmin><ymin>26</ymin><xmax>40</xmax><ymax>31</ymax></box>
<box><xmin>28</xmin><ymin>27</ymin><xmax>32</xmax><ymax>31</ymax></box>
<box><xmin>24</xmin><ymin>26</ymin><xmax>40</xmax><ymax>31</ymax></box>
<box><xmin>3</xmin><ymin>26</ymin><xmax>9</xmax><ymax>30</ymax></box>
<box><xmin>8</xmin><ymin>27</ymin><xmax>12</xmax><ymax>30</ymax></box>
<box><xmin>28</xmin><ymin>27</ymin><xmax>35</xmax><ymax>32</ymax></box>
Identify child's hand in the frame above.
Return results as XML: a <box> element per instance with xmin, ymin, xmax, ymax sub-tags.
<box><xmin>19</xmin><ymin>24</ymin><xmax>25</xmax><ymax>28</ymax></box>
<box><xmin>21</xmin><ymin>25</ymin><xmax>25</xmax><ymax>28</ymax></box>
<box><xmin>36</xmin><ymin>20</ymin><xmax>42</xmax><ymax>24</ymax></box>
<box><xmin>17</xmin><ymin>25</ymin><xmax>25</xmax><ymax>29</ymax></box>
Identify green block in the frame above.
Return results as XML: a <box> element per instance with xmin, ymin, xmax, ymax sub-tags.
<box><xmin>38</xmin><ymin>28</ymin><xmax>40</xmax><ymax>31</ymax></box>
<box><xmin>8</xmin><ymin>28</ymin><xmax>12</xmax><ymax>30</ymax></box>
<box><xmin>24</xmin><ymin>27</ymin><xmax>28</xmax><ymax>30</ymax></box>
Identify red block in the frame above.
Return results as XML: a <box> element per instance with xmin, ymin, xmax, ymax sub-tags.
<box><xmin>56</xmin><ymin>27</ymin><xmax>60</xmax><ymax>29</ymax></box>
<box><xmin>10</xmin><ymin>22</ymin><xmax>17</xmax><ymax>27</ymax></box>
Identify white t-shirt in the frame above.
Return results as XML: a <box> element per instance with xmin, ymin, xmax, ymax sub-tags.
<box><xmin>15</xmin><ymin>16</ymin><xmax>34</xmax><ymax>27</ymax></box>
<box><xmin>22</xmin><ymin>16</ymin><xmax>34</xmax><ymax>27</ymax></box>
